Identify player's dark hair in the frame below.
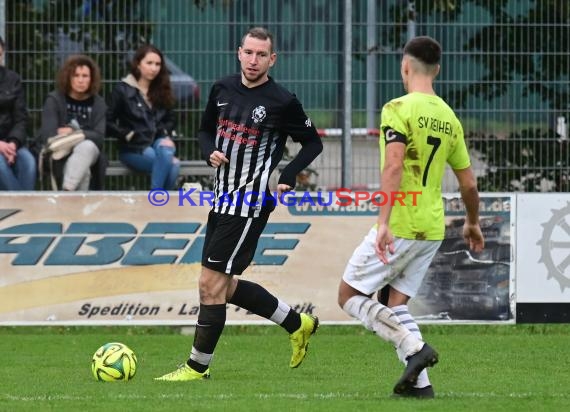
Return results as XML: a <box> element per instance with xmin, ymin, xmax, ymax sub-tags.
<box><xmin>241</xmin><ymin>27</ymin><xmax>274</xmax><ymax>52</ymax></box>
<box><xmin>403</xmin><ymin>36</ymin><xmax>441</xmax><ymax>66</ymax></box>
<box><xmin>0</xmin><ymin>36</ymin><xmax>5</xmax><ymax>50</ymax></box>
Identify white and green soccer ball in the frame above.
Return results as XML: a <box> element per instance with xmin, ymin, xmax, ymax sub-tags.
<box><xmin>92</xmin><ymin>342</ymin><xmax>137</xmax><ymax>382</ymax></box>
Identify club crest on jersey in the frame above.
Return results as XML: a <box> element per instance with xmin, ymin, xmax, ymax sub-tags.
<box><xmin>251</xmin><ymin>105</ymin><xmax>267</xmax><ymax>124</ymax></box>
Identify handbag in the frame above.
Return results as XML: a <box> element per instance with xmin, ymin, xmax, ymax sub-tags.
<box><xmin>45</xmin><ymin>129</ymin><xmax>86</xmax><ymax>160</ymax></box>
<box><xmin>38</xmin><ymin>130</ymin><xmax>86</xmax><ymax>190</ymax></box>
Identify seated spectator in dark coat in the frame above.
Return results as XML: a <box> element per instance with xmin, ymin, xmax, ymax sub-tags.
<box><xmin>0</xmin><ymin>36</ymin><xmax>36</xmax><ymax>190</ymax></box>
<box><xmin>107</xmin><ymin>44</ymin><xmax>180</xmax><ymax>190</ymax></box>
<box><xmin>39</xmin><ymin>54</ymin><xmax>106</xmax><ymax>190</ymax></box>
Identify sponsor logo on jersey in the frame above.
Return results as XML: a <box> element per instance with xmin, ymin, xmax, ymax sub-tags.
<box><xmin>251</xmin><ymin>105</ymin><xmax>267</xmax><ymax>123</ymax></box>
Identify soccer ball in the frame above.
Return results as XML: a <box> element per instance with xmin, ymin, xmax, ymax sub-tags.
<box><xmin>91</xmin><ymin>342</ymin><xmax>137</xmax><ymax>382</ymax></box>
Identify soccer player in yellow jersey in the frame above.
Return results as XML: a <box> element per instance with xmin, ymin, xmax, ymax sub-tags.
<box><xmin>338</xmin><ymin>36</ymin><xmax>484</xmax><ymax>398</ymax></box>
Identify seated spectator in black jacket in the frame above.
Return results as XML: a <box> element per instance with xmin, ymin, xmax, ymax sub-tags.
<box><xmin>39</xmin><ymin>54</ymin><xmax>106</xmax><ymax>190</ymax></box>
<box><xmin>0</xmin><ymin>36</ymin><xmax>36</xmax><ymax>191</ymax></box>
<box><xmin>107</xmin><ymin>44</ymin><xmax>180</xmax><ymax>190</ymax></box>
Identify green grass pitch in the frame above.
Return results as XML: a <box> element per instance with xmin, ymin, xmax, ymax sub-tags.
<box><xmin>1</xmin><ymin>324</ymin><xmax>568</xmax><ymax>411</ymax></box>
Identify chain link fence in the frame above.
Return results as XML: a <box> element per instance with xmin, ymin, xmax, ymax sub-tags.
<box><xmin>3</xmin><ymin>0</ymin><xmax>569</xmax><ymax>191</ymax></box>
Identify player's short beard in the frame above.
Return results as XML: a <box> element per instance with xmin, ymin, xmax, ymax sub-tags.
<box><xmin>242</xmin><ymin>68</ymin><xmax>267</xmax><ymax>84</ymax></box>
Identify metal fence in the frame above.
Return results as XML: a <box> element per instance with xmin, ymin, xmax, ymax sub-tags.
<box><xmin>3</xmin><ymin>0</ymin><xmax>569</xmax><ymax>191</ymax></box>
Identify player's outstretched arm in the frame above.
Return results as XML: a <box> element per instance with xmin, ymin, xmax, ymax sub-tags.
<box><xmin>453</xmin><ymin>166</ymin><xmax>484</xmax><ymax>252</ymax></box>
<box><xmin>278</xmin><ymin>99</ymin><xmax>323</xmax><ymax>188</ymax></box>
<box><xmin>197</xmin><ymin>84</ymin><xmax>221</xmax><ymax>164</ymax></box>
<box><xmin>375</xmin><ymin>140</ymin><xmax>404</xmax><ymax>263</ymax></box>
<box><xmin>278</xmin><ymin>135</ymin><xmax>322</xmax><ymax>189</ymax></box>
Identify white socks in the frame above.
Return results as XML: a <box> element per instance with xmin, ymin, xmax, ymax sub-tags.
<box><xmin>392</xmin><ymin>304</ymin><xmax>431</xmax><ymax>388</ymax></box>
<box><xmin>342</xmin><ymin>295</ymin><xmax>423</xmax><ymax>357</ymax></box>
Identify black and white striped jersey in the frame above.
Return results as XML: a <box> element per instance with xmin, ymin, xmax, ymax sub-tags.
<box><xmin>198</xmin><ymin>74</ymin><xmax>322</xmax><ymax>218</ymax></box>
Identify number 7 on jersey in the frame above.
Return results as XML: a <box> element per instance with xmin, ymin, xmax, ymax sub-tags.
<box><xmin>422</xmin><ymin>135</ymin><xmax>441</xmax><ymax>187</ymax></box>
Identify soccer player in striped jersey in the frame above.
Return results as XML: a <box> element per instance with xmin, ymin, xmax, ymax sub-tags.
<box><xmin>156</xmin><ymin>27</ymin><xmax>323</xmax><ymax>381</ymax></box>
<box><xmin>338</xmin><ymin>36</ymin><xmax>485</xmax><ymax>397</ymax></box>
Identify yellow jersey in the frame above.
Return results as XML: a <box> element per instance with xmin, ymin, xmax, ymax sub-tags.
<box><xmin>380</xmin><ymin>92</ymin><xmax>470</xmax><ymax>240</ymax></box>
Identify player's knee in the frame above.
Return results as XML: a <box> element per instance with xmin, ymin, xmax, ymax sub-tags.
<box><xmin>337</xmin><ymin>293</ymin><xmax>345</xmax><ymax>309</ymax></box>
<box><xmin>386</xmin><ymin>288</ymin><xmax>411</xmax><ymax>307</ymax></box>
<box><xmin>378</xmin><ymin>285</ymin><xmax>390</xmax><ymax>306</ymax></box>
<box><xmin>198</xmin><ymin>268</ymin><xmax>229</xmax><ymax>304</ymax></box>
<box><xmin>337</xmin><ymin>282</ymin><xmax>352</xmax><ymax>309</ymax></box>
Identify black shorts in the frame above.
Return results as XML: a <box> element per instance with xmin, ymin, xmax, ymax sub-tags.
<box><xmin>202</xmin><ymin>210</ymin><xmax>270</xmax><ymax>275</ymax></box>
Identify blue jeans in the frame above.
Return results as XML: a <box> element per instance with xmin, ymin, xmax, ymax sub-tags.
<box><xmin>119</xmin><ymin>138</ymin><xmax>180</xmax><ymax>189</ymax></box>
<box><xmin>0</xmin><ymin>147</ymin><xmax>37</xmax><ymax>190</ymax></box>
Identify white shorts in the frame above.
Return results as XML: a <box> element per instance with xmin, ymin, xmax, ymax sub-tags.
<box><xmin>342</xmin><ymin>227</ymin><xmax>442</xmax><ymax>298</ymax></box>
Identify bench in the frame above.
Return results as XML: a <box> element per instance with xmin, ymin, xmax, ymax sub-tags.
<box><xmin>105</xmin><ymin>160</ymin><xmax>291</xmax><ymax>177</ymax></box>
<box><xmin>105</xmin><ymin>160</ymin><xmax>214</xmax><ymax>177</ymax></box>
<box><xmin>104</xmin><ymin>160</ymin><xmax>300</xmax><ymax>192</ymax></box>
